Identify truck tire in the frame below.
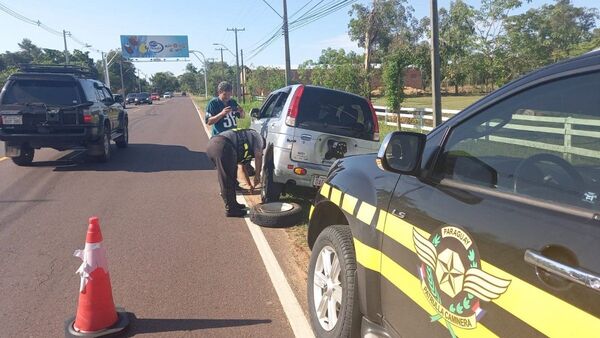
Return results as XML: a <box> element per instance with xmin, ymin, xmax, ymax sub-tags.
<box><xmin>308</xmin><ymin>225</ymin><xmax>361</xmax><ymax>338</ymax></box>
<box><xmin>93</xmin><ymin>126</ymin><xmax>111</xmax><ymax>162</ymax></box>
<box><xmin>11</xmin><ymin>145</ymin><xmax>34</xmax><ymax>166</ymax></box>
<box><xmin>116</xmin><ymin>120</ymin><xmax>128</xmax><ymax>149</ymax></box>
<box><xmin>249</xmin><ymin>202</ymin><xmax>303</xmax><ymax>228</ymax></box>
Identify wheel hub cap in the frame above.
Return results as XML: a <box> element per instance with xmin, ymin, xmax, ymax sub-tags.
<box><xmin>313</xmin><ymin>245</ymin><xmax>342</xmax><ymax>331</ymax></box>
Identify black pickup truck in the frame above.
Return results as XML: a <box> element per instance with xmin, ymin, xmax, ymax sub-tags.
<box><xmin>0</xmin><ymin>65</ymin><xmax>128</xmax><ymax>165</ymax></box>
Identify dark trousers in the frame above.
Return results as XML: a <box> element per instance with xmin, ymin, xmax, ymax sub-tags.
<box><xmin>206</xmin><ymin>136</ymin><xmax>238</xmax><ymax>210</ymax></box>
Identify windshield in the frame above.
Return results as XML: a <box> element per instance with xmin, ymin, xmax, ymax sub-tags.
<box><xmin>1</xmin><ymin>79</ymin><xmax>80</xmax><ymax>106</ymax></box>
<box><xmin>126</xmin><ymin>93</ymin><xmax>137</xmax><ymax>98</ymax></box>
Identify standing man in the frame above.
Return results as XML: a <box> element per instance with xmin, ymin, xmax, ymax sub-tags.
<box><xmin>206</xmin><ymin>129</ymin><xmax>263</xmax><ymax>217</ymax></box>
<box><xmin>205</xmin><ymin>81</ymin><xmax>245</xmax><ymax>136</ymax></box>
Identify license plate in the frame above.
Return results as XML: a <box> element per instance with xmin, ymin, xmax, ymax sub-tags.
<box><xmin>312</xmin><ymin>175</ymin><xmax>327</xmax><ymax>187</ymax></box>
<box><xmin>2</xmin><ymin>115</ymin><xmax>22</xmax><ymax>125</ymax></box>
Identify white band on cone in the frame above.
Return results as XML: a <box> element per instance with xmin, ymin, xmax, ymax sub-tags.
<box><xmin>74</xmin><ymin>242</ymin><xmax>109</xmax><ymax>293</ymax></box>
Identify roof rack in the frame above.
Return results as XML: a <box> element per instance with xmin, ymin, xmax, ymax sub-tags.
<box><xmin>18</xmin><ymin>63</ymin><xmax>94</xmax><ymax>78</ymax></box>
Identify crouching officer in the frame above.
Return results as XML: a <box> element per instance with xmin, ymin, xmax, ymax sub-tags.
<box><xmin>206</xmin><ymin>128</ymin><xmax>263</xmax><ymax>217</ymax></box>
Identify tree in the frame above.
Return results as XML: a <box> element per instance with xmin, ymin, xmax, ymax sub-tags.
<box><xmin>178</xmin><ymin>63</ymin><xmax>201</xmax><ymax>94</ymax></box>
<box><xmin>504</xmin><ymin>0</ymin><xmax>599</xmax><ymax>77</ymax></box>
<box><xmin>440</xmin><ymin>0</ymin><xmax>476</xmax><ymax>93</ymax></box>
<box><xmin>348</xmin><ymin>0</ymin><xmax>421</xmax><ymax>97</ymax></box>
<box><xmin>150</xmin><ymin>71</ymin><xmax>179</xmax><ymax>93</ymax></box>
<box><xmin>383</xmin><ymin>47</ymin><xmax>413</xmax><ymax>113</ymax></box>
<box><xmin>245</xmin><ymin>66</ymin><xmax>285</xmax><ymax>97</ymax></box>
<box><xmin>298</xmin><ymin>48</ymin><xmax>368</xmax><ymax>97</ymax></box>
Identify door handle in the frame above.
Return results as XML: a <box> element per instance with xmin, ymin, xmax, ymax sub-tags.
<box><xmin>524</xmin><ymin>249</ymin><xmax>600</xmax><ymax>291</ymax></box>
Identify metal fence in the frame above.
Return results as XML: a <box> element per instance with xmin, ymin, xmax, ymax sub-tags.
<box><xmin>373</xmin><ymin>105</ymin><xmax>600</xmax><ymax>160</ymax></box>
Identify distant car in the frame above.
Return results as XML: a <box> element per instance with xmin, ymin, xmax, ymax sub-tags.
<box><xmin>150</xmin><ymin>93</ymin><xmax>160</xmax><ymax>101</ymax></box>
<box><xmin>163</xmin><ymin>92</ymin><xmax>173</xmax><ymax>99</ymax></box>
<box><xmin>181</xmin><ymin>91</ymin><xmax>187</xmax><ymax>96</ymax></box>
<box><xmin>135</xmin><ymin>92</ymin><xmax>152</xmax><ymax>105</ymax></box>
<box><xmin>112</xmin><ymin>94</ymin><xmax>125</xmax><ymax>108</ymax></box>
<box><xmin>125</xmin><ymin>93</ymin><xmax>138</xmax><ymax>104</ymax></box>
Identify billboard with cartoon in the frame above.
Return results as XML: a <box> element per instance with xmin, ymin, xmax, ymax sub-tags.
<box><xmin>120</xmin><ymin>35</ymin><xmax>189</xmax><ymax>59</ymax></box>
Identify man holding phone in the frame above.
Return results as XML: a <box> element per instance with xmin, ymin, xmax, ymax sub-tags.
<box><xmin>205</xmin><ymin>81</ymin><xmax>245</xmax><ymax>136</ymax></box>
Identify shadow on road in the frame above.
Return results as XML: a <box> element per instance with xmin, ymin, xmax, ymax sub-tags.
<box><xmin>43</xmin><ymin>143</ymin><xmax>215</xmax><ymax>173</ymax></box>
<box><xmin>123</xmin><ymin>314</ymin><xmax>271</xmax><ymax>336</ymax></box>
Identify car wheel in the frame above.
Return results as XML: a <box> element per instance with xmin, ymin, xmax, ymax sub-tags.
<box><xmin>249</xmin><ymin>202</ymin><xmax>303</xmax><ymax>228</ymax></box>
<box><xmin>94</xmin><ymin>127</ymin><xmax>111</xmax><ymax>162</ymax></box>
<box><xmin>261</xmin><ymin>161</ymin><xmax>283</xmax><ymax>203</ymax></box>
<box><xmin>11</xmin><ymin>145</ymin><xmax>34</xmax><ymax>166</ymax></box>
<box><xmin>116</xmin><ymin>120</ymin><xmax>129</xmax><ymax>149</ymax></box>
<box><xmin>308</xmin><ymin>225</ymin><xmax>361</xmax><ymax>338</ymax></box>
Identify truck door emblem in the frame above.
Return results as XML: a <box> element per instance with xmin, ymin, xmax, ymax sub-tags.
<box><xmin>413</xmin><ymin>226</ymin><xmax>511</xmax><ymax>336</ymax></box>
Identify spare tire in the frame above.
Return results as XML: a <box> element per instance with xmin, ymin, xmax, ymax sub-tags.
<box><xmin>249</xmin><ymin>202</ymin><xmax>303</xmax><ymax>228</ymax></box>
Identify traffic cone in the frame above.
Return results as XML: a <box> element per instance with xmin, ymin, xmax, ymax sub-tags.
<box><xmin>65</xmin><ymin>217</ymin><xmax>129</xmax><ymax>337</ymax></box>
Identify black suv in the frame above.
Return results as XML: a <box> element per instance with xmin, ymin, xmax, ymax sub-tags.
<box><xmin>0</xmin><ymin>64</ymin><xmax>129</xmax><ymax>165</ymax></box>
<box><xmin>307</xmin><ymin>51</ymin><xmax>600</xmax><ymax>337</ymax></box>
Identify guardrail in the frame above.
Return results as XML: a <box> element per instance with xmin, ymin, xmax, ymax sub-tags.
<box><xmin>373</xmin><ymin>105</ymin><xmax>600</xmax><ymax>160</ymax></box>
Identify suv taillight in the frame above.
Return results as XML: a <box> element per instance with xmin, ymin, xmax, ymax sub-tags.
<box><xmin>285</xmin><ymin>85</ymin><xmax>305</xmax><ymax>127</ymax></box>
<box><xmin>368</xmin><ymin>101</ymin><xmax>380</xmax><ymax>141</ymax></box>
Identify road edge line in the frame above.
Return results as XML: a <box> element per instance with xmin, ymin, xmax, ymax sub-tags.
<box><xmin>190</xmin><ymin>97</ymin><xmax>314</xmax><ymax>338</ymax></box>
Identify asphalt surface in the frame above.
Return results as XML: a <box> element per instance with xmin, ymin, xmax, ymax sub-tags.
<box><xmin>0</xmin><ymin>97</ymin><xmax>295</xmax><ymax>337</ymax></box>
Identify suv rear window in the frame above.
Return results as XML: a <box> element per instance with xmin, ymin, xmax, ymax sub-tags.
<box><xmin>296</xmin><ymin>87</ymin><xmax>374</xmax><ymax>140</ymax></box>
<box><xmin>1</xmin><ymin>79</ymin><xmax>80</xmax><ymax>106</ymax></box>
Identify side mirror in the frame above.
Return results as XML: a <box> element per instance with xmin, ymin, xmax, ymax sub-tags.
<box><xmin>102</xmin><ymin>97</ymin><xmax>114</xmax><ymax>105</ymax></box>
<box><xmin>250</xmin><ymin>108</ymin><xmax>260</xmax><ymax>119</ymax></box>
<box><xmin>114</xmin><ymin>96</ymin><xmax>123</xmax><ymax>103</ymax></box>
<box><xmin>377</xmin><ymin>131</ymin><xmax>426</xmax><ymax>175</ymax></box>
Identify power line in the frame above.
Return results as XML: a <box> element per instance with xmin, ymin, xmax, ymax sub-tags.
<box><xmin>260</xmin><ymin>0</ymin><xmax>282</xmax><ymax>18</ymax></box>
<box><xmin>247</xmin><ymin>0</ymin><xmax>356</xmax><ymax>61</ymax></box>
<box><xmin>0</xmin><ymin>1</ymin><xmax>102</xmax><ymax>55</ymax></box>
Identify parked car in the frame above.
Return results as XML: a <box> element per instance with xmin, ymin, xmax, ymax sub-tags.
<box><xmin>135</xmin><ymin>92</ymin><xmax>152</xmax><ymax>105</ymax></box>
<box><xmin>112</xmin><ymin>94</ymin><xmax>125</xmax><ymax>108</ymax></box>
<box><xmin>181</xmin><ymin>91</ymin><xmax>187</xmax><ymax>96</ymax></box>
<box><xmin>306</xmin><ymin>51</ymin><xmax>600</xmax><ymax>337</ymax></box>
<box><xmin>163</xmin><ymin>92</ymin><xmax>173</xmax><ymax>99</ymax></box>
<box><xmin>0</xmin><ymin>64</ymin><xmax>129</xmax><ymax>165</ymax></box>
<box><xmin>150</xmin><ymin>92</ymin><xmax>160</xmax><ymax>101</ymax></box>
<box><xmin>125</xmin><ymin>93</ymin><xmax>138</xmax><ymax>104</ymax></box>
<box><xmin>249</xmin><ymin>85</ymin><xmax>380</xmax><ymax>202</ymax></box>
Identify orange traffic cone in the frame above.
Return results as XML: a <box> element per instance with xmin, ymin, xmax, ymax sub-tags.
<box><xmin>66</xmin><ymin>217</ymin><xmax>129</xmax><ymax>337</ymax></box>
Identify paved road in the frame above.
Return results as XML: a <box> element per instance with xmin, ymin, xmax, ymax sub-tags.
<box><xmin>0</xmin><ymin>97</ymin><xmax>295</xmax><ymax>337</ymax></box>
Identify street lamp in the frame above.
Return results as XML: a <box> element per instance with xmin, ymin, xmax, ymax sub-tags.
<box><xmin>189</xmin><ymin>50</ymin><xmax>209</xmax><ymax>99</ymax></box>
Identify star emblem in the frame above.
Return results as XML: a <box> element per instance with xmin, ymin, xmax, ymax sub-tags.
<box><xmin>435</xmin><ymin>249</ymin><xmax>465</xmax><ymax>298</ymax></box>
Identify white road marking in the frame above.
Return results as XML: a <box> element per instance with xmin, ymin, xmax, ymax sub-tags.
<box><xmin>191</xmin><ymin>98</ymin><xmax>314</xmax><ymax>338</ymax></box>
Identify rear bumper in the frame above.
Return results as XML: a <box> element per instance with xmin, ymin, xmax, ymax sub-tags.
<box><xmin>274</xmin><ymin>160</ymin><xmax>331</xmax><ymax>188</ymax></box>
<box><xmin>0</xmin><ymin>126</ymin><xmax>100</xmax><ymax>148</ymax></box>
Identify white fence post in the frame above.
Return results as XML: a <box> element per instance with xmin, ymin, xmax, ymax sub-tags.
<box><xmin>564</xmin><ymin>116</ymin><xmax>572</xmax><ymax>162</ymax></box>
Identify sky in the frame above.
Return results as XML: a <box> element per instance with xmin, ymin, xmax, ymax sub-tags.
<box><xmin>0</xmin><ymin>0</ymin><xmax>598</xmax><ymax>79</ymax></box>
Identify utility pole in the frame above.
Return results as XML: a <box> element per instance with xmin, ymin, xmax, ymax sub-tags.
<box><xmin>102</xmin><ymin>52</ymin><xmax>111</xmax><ymax>88</ymax></box>
<box><xmin>240</xmin><ymin>49</ymin><xmax>245</xmax><ymax>104</ymax></box>
<box><xmin>119</xmin><ymin>58</ymin><xmax>125</xmax><ymax>95</ymax></box>
<box><xmin>227</xmin><ymin>27</ymin><xmax>244</xmax><ymax>101</ymax></box>
<box><xmin>430</xmin><ymin>0</ymin><xmax>442</xmax><ymax>128</ymax></box>
<box><xmin>137</xmin><ymin>68</ymin><xmax>141</xmax><ymax>92</ymax></box>
<box><xmin>282</xmin><ymin>0</ymin><xmax>292</xmax><ymax>85</ymax></box>
<box><xmin>215</xmin><ymin>47</ymin><xmax>225</xmax><ymax>79</ymax></box>
<box><xmin>62</xmin><ymin>30</ymin><xmax>70</xmax><ymax>65</ymax></box>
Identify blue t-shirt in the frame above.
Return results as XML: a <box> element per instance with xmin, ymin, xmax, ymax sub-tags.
<box><xmin>205</xmin><ymin>97</ymin><xmax>240</xmax><ymax>136</ymax></box>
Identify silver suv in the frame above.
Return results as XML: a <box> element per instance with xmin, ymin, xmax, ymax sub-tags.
<box><xmin>250</xmin><ymin>84</ymin><xmax>380</xmax><ymax>202</ymax></box>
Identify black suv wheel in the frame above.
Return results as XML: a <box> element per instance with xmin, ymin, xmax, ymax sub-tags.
<box><xmin>93</xmin><ymin>126</ymin><xmax>111</xmax><ymax>162</ymax></box>
<box><xmin>116</xmin><ymin>120</ymin><xmax>128</xmax><ymax>149</ymax></box>
<box><xmin>11</xmin><ymin>145</ymin><xmax>34</xmax><ymax>166</ymax></box>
